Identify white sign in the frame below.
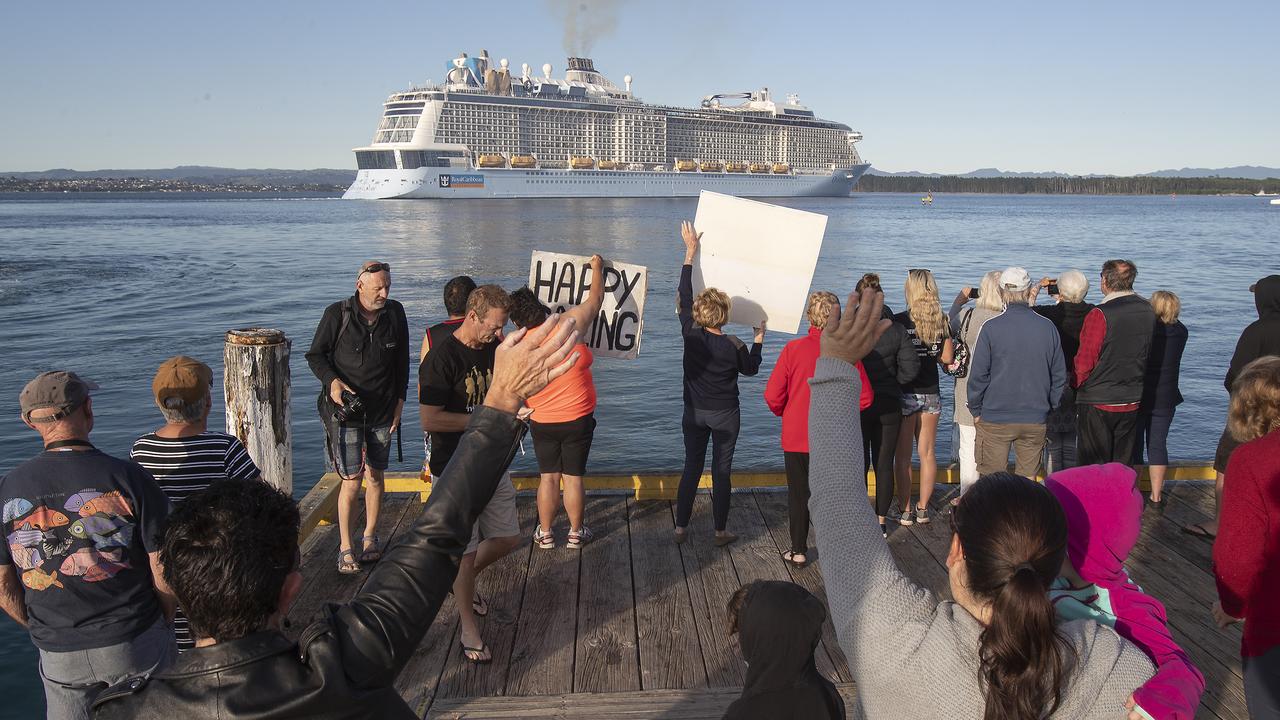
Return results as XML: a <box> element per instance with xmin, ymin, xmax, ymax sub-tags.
<box><xmin>528</xmin><ymin>251</ymin><xmax>648</xmax><ymax>359</ymax></box>
<box><xmin>690</xmin><ymin>191</ymin><xmax>828</xmax><ymax>334</ymax></box>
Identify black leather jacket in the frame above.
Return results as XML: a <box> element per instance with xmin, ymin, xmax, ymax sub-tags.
<box><xmin>93</xmin><ymin>406</ymin><xmax>525</xmax><ymax>719</ymax></box>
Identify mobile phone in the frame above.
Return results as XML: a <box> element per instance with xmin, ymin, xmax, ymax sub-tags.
<box><xmin>1047</xmin><ymin>283</ymin><xmax>1059</xmax><ymax>295</ymax></box>
<box><xmin>968</xmin><ymin>288</ymin><xmax>980</xmax><ymax>299</ymax></box>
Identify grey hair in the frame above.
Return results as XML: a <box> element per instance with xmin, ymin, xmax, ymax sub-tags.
<box><xmin>977</xmin><ymin>271</ymin><xmax>1006</xmax><ymax>312</ymax></box>
<box><xmin>1057</xmin><ymin>270</ymin><xmax>1089</xmax><ymax>303</ymax></box>
<box><xmin>160</xmin><ymin>394</ymin><xmax>209</xmax><ymax>424</ymax></box>
<box><xmin>999</xmin><ymin>285</ymin><xmax>1034</xmax><ymax>306</ymax></box>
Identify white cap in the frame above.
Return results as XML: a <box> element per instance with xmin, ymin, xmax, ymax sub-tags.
<box><xmin>999</xmin><ymin>267</ymin><xmax>1031</xmax><ymax>292</ymax></box>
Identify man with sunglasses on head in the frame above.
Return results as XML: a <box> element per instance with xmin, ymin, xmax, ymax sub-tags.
<box><xmin>305</xmin><ymin>260</ymin><xmax>410</xmax><ymax>576</ymax></box>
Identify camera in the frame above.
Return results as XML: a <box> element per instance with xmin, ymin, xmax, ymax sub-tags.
<box><xmin>1047</xmin><ymin>283</ymin><xmax>1060</xmax><ymax>296</ymax></box>
<box><xmin>333</xmin><ymin>389</ymin><xmax>365</xmax><ymax>423</ymax></box>
<box><xmin>968</xmin><ymin>288</ymin><xmax>980</xmax><ymax>299</ymax></box>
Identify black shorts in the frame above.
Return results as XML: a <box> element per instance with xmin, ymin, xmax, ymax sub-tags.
<box><xmin>530</xmin><ymin>413</ymin><xmax>596</xmax><ymax>476</ymax></box>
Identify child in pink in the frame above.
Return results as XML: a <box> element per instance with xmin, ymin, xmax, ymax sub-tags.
<box><xmin>1045</xmin><ymin>463</ymin><xmax>1205</xmax><ymax>720</ymax></box>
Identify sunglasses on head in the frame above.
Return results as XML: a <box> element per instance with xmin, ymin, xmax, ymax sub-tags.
<box><xmin>361</xmin><ymin>262</ymin><xmax>391</xmax><ymax>275</ymax></box>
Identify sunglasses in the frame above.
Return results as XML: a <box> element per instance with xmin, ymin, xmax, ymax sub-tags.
<box><xmin>360</xmin><ymin>262</ymin><xmax>391</xmax><ymax>275</ymax></box>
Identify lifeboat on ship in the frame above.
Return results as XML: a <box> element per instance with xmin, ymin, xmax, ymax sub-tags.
<box><xmin>700</xmin><ymin>160</ymin><xmax>723</xmax><ymax>172</ymax></box>
<box><xmin>511</xmin><ymin>154</ymin><xmax>537</xmax><ymax>168</ymax></box>
<box><xmin>772</xmin><ymin>162</ymin><xmax>792</xmax><ymax>174</ymax></box>
<box><xmin>749</xmin><ymin>162</ymin><xmax>770</xmax><ymax>174</ymax></box>
<box><xmin>599</xmin><ymin>160</ymin><xmax>619</xmax><ymax>170</ymax></box>
<box><xmin>675</xmin><ymin>159</ymin><xmax>697</xmax><ymax>172</ymax></box>
<box><xmin>570</xmin><ymin>156</ymin><xmax>596</xmax><ymax>170</ymax></box>
<box><xmin>478</xmin><ymin>154</ymin><xmax>507</xmax><ymax>168</ymax></box>
<box><xmin>726</xmin><ymin>161</ymin><xmax>748</xmax><ymax>173</ymax></box>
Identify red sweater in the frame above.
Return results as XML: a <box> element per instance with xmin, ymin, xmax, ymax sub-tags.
<box><xmin>1214</xmin><ymin>428</ymin><xmax>1280</xmax><ymax>657</ymax></box>
<box><xmin>765</xmin><ymin>327</ymin><xmax>872</xmax><ymax>452</ymax></box>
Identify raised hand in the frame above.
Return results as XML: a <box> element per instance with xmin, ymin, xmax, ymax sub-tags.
<box><xmin>820</xmin><ymin>288</ymin><xmax>892</xmax><ymax>367</ymax></box>
<box><xmin>680</xmin><ymin>221</ymin><xmax>702</xmax><ymax>263</ymax></box>
<box><xmin>485</xmin><ymin>314</ymin><xmax>580</xmax><ymax>414</ymax></box>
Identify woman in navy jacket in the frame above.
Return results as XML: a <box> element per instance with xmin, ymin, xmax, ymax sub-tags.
<box><xmin>1136</xmin><ymin>290</ymin><xmax>1188</xmax><ymax>510</ymax></box>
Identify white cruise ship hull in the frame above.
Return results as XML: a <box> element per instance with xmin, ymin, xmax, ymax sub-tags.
<box><xmin>342</xmin><ymin>165</ymin><xmax>869</xmax><ymax>200</ymax></box>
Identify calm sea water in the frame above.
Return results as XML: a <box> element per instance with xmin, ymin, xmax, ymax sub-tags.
<box><xmin>0</xmin><ymin>191</ymin><xmax>1274</xmax><ymax>711</ymax></box>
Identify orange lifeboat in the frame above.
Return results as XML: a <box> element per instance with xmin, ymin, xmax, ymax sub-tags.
<box><xmin>478</xmin><ymin>153</ymin><xmax>507</xmax><ymax>168</ymax></box>
<box><xmin>749</xmin><ymin>162</ymin><xmax>770</xmax><ymax>173</ymax></box>
<box><xmin>675</xmin><ymin>159</ymin><xmax>697</xmax><ymax>172</ymax></box>
<box><xmin>511</xmin><ymin>154</ymin><xmax>537</xmax><ymax>168</ymax></box>
<box><xmin>599</xmin><ymin>160</ymin><xmax>619</xmax><ymax>170</ymax></box>
<box><xmin>772</xmin><ymin>162</ymin><xmax>792</xmax><ymax>174</ymax></box>
<box><xmin>570</xmin><ymin>156</ymin><xmax>596</xmax><ymax>170</ymax></box>
<box><xmin>700</xmin><ymin>160</ymin><xmax>723</xmax><ymax>172</ymax></box>
<box><xmin>726</xmin><ymin>161</ymin><xmax>748</xmax><ymax>173</ymax></box>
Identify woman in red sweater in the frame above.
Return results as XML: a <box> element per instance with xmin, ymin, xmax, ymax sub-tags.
<box><xmin>765</xmin><ymin>292</ymin><xmax>871</xmax><ymax>566</ymax></box>
<box><xmin>1213</xmin><ymin>355</ymin><xmax>1280</xmax><ymax>719</ymax></box>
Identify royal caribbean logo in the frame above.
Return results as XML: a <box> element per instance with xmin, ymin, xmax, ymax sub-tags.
<box><xmin>439</xmin><ymin>174</ymin><xmax>484</xmax><ymax>189</ymax></box>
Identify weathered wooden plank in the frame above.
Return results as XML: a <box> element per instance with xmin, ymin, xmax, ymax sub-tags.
<box><xmin>504</xmin><ymin>512</ymin><xmax>581</xmax><ymax>696</ymax></box>
<box><xmin>1143</xmin><ymin>490</ymin><xmax>1216</xmax><ymax>573</ymax></box>
<box><xmin>395</xmin><ymin>591</ymin><xmax>460</xmax><ymax>718</ymax></box>
<box><xmin>628</xmin><ymin>499</ymin><xmax>706</xmax><ymax>691</ymax></box>
<box><xmin>437</xmin><ymin>500</ymin><xmax>538</xmax><ymax>699</ymax></box>
<box><xmin>752</xmin><ymin>491</ymin><xmax>852</xmax><ymax>683</ymax></box>
<box><xmin>427</xmin><ymin>681</ymin><xmax>859</xmax><ymax>719</ymax></box>
<box><xmin>676</xmin><ymin>493</ymin><xmax>745</xmax><ymax>688</ymax></box>
<box><xmin>285</xmin><ymin>494</ymin><xmax>415</xmax><ymax>634</ymax></box>
<box><xmin>573</xmin><ymin>496</ymin><xmax>640</xmax><ymax>694</ymax></box>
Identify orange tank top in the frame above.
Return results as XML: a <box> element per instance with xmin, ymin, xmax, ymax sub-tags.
<box><xmin>526</xmin><ymin>343</ymin><xmax>596</xmax><ymax>423</ymax></box>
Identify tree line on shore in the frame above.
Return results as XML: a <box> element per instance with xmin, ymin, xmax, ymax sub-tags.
<box><xmin>857</xmin><ymin>175</ymin><xmax>1280</xmax><ymax>195</ymax></box>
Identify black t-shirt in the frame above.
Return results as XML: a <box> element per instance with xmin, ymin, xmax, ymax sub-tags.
<box><xmin>419</xmin><ymin>334</ymin><xmax>498</xmax><ymax>475</ymax></box>
<box><xmin>893</xmin><ymin>310</ymin><xmax>945</xmax><ymax>395</ymax></box>
<box><xmin>0</xmin><ymin>449</ymin><xmax>169</xmax><ymax>652</ymax></box>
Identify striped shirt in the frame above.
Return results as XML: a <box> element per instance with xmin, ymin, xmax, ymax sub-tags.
<box><xmin>130</xmin><ymin>431</ymin><xmax>259</xmax><ymax>650</ymax></box>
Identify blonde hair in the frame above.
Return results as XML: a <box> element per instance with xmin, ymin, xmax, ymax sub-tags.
<box><xmin>806</xmin><ymin>291</ymin><xmax>840</xmax><ymax>329</ymax></box>
<box><xmin>905</xmin><ymin>269</ymin><xmax>949</xmax><ymax>344</ymax></box>
<box><xmin>977</xmin><ymin>271</ymin><xmax>1006</xmax><ymax>313</ymax></box>
<box><xmin>1228</xmin><ymin>356</ymin><xmax>1280</xmax><ymax>443</ymax></box>
<box><xmin>855</xmin><ymin>273</ymin><xmax>882</xmax><ymax>293</ymax></box>
<box><xmin>693</xmin><ymin>287</ymin><xmax>731</xmax><ymax>328</ymax></box>
<box><xmin>1151</xmin><ymin>290</ymin><xmax>1181</xmax><ymax>325</ymax></box>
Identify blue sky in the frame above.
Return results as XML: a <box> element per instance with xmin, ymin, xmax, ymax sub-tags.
<box><xmin>1</xmin><ymin>0</ymin><xmax>1276</xmax><ymax>174</ymax></box>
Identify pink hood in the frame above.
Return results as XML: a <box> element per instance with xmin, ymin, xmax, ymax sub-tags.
<box><xmin>1045</xmin><ymin>462</ymin><xmax>1142</xmax><ymax>586</ymax></box>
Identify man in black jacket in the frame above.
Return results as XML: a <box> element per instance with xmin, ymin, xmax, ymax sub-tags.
<box><xmin>92</xmin><ymin>314</ymin><xmax>582</xmax><ymax>719</ymax></box>
<box><xmin>305</xmin><ymin>261</ymin><xmax>410</xmax><ymax>574</ymax></box>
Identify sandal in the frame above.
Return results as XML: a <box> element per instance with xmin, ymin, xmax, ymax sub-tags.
<box><xmin>459</xmin><ymin>640</ymin><xmax>492</xmax><ymax>664</ymax></box>
<box><xmin>1181</xmin><ymin>523</ymin><xmax>1216</xmax><ymax>540</ymax></box>
<box><xmin>359</xmin><ymin>534</ymin><xmax>382</xmax><ymax>564</ymax></box>
<box><xmin>471</xmin><ymin>592</ymin><xmax>489</xmax><ymax>617</ymax></box>
<box><xmin>337</xmin><ymin>548</ymin><xmax>360</xmax><ymax>575</ymax></box>
<box><xmin>782</xmin><ymin>550</ymin><xmax>808</xmax><ymax>568</ymax></box>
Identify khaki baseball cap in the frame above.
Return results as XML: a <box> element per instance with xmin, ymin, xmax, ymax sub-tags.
<box><xmin>20</xmin><ymin>371</ymin><xmax>99</xmax><ymax>423</ymax></box>
<box><xmin>152</xmin><ymin>356</ymin><xmax>213</xmax><ymax>408</ymax></box>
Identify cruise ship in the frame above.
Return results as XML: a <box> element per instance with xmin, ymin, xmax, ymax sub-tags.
<box><xmin>343</xmin><ymin>51</ymin><xmax>870</xmax><ymax>200</ymax></box>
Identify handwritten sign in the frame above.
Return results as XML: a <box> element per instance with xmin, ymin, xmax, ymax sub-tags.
<box><xmin>691</xmin><ymin>191</ymin><xmax>828</xmax><ymax>334</ymax></box>
<box><xmin>528</xmin><ymin>251</ymin><xmax>648</xmax><ymax>359</ymax></box>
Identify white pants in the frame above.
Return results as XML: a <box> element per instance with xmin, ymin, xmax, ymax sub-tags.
<box><xmin>957</xmin><ymin>423</ymin><xmax>978</xmax><ymax>495</ymax></box>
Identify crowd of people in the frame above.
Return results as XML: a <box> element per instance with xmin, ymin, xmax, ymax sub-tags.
<box><xmin>0</xmin><ymin>221</ymin><xmax>1276</xmax><ymax>718</ymax></box>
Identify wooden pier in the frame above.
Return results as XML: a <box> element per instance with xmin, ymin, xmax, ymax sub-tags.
<box><xmin>286</xmin><ymin>473</ymin><xmax>1244</xmax><ymax>719</ymax></box>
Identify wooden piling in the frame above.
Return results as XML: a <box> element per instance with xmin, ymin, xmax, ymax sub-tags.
<box><xmin>224</xmin><ymin>328</ymin><xmax>292</xmax><ymax>494</ymax></box>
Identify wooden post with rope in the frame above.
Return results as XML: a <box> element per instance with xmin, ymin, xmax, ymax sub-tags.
<box><xmin>224</xmin><ymin>328</ymin><xmax>292</xmax><ymax>494</ymax></box>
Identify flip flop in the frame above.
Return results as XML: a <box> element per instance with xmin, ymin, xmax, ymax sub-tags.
<box><xmin>782</xmin><ymin>550</ymin><xmax>808</xmax><ymax>568</ymax></box>
<box><xmin>1181</xmin><ymin>524</ymin><xmax>1216</xmax><ymax>540</ymax></box>
<box><xmin>459</xmin><ymin>640</ymin><xmax>492</xmax><ymax>664</ymax></box>
<box><xmin>472</xmin><ymin>592</ymin><xmax>489</xmax><ymax>617</ymax></box>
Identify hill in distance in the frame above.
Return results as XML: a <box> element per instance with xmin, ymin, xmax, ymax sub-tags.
<box><xmin>867</xmin><ymin>165</ymin><xmax>1280</xmax><ymax>180</ymax></box>
<box><xmin>2</xmin><ymin>166</ymin><xmax>357</xmax><ymax>186</ymax></box>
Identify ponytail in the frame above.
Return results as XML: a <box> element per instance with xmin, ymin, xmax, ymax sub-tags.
<box><xmin>951</xmin><ymin>473</ymin><xmax>1072</xmax><ymax>720</ymax></box>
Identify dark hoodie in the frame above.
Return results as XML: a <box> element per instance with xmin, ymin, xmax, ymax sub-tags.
<box><xmin>860</xmin><ymin>305</ymin><xmax>920</xmax><ymax>413</ymax></box>
<box><xmin>1226</xmin><ymin>274</ymin><xmax>1280</xmax><ymax>392</ymax></box>
<box><xmin>723</xmin><ymin>581</ymin><xmax>844</xmax><ymax>720</ymax></box>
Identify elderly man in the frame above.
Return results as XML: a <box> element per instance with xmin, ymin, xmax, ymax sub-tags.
<box><xmin>131</xmin><ymin>356</ymin><xmax>260</xmax><ymax>649</ymax></box>
<box><xmin>305</xmin><ymin>260</ymin><xmax>410</xmax><ymax>575</ymax></box>
<box><xmin>967</xmin><ymin>267</ymin><xmax>1066</xmax><ymax>478</ymax></box>
<box><xmin>92</xmin><ymin>313</ymin><xmax>582</xmax><ymax>719</ymax></box>
<box><xmin>1073</xmin><ymin>259</ymin><xmax>1156</xmax><ymax>466</ymax></box>
<box><xmin>419</xmin><ymin>284</ymin><xmax>518</xmax><ymax>664</ymax></box>
<box><xmin>0</xmin><ymin>372</ymin><xmax>176</xmax><ymax>720</ymax></box>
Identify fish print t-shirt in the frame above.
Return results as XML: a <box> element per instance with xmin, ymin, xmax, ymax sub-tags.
<box><xmin>0</xmin><ymin>449</ymin><xmax>170</xmax><ymax>652</ymax></box>
<box><xmin>419</xmin><ymin>334</ymin><xmax>498</xmax><ymax>476</ymax></box>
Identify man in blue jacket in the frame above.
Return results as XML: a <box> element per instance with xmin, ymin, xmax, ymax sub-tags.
<box><xmin>968</xmin><ymin>267</ymin><xmax>1066</xmax><ymax>478</ymax></box>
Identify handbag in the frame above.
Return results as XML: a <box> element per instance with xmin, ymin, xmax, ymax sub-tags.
<box><xmin>943</xmin><ymin>309</ymin><xmax>974</xmax><ymax>379</ymax></box>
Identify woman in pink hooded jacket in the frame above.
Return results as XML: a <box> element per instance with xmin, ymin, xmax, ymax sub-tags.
<box><xmin>1045</xmin><ymin>463</ymin><xmax>1205</xmax><ymax>720</ymax></box>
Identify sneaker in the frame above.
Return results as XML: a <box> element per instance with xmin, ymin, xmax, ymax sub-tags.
<box><xmin>915</xmin><ymin>505</ymin><xmax>931</xmax><ymax>524</ymax></box>
<box><xmin>533</xmin><ymin>526</ymin><xmax>555</xmax><ymax>549</ymax></box>
<box><xmin>895</xmin><ymin>507</ymin><xmax>915</xmax><ymax>527</ymax></box>
<box><xmin>566</xmin><ymin>525</ymin><xmax>593</xmax><ymax>548</ymax></box>
<box><xmin>880</xmin><ymin>522</ymin><xmax>888</xmax><ymax>538</ymax></box>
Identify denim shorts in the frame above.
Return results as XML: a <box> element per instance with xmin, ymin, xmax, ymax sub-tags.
<box><xmin>901</xmin><ymin>393</ymin><xmax>942</xmax><ymax>416</ymax></box>
<box><xmin>330</xmin><ymin>422</ymin><xmax>393</xmax><ymax>478</ymax></box>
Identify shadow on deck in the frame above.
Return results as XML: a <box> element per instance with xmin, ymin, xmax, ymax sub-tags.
<box><xmin>286</xmin><ymin>481</ymin><xmax>1244</xmax><ymax>719</ymax></box>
